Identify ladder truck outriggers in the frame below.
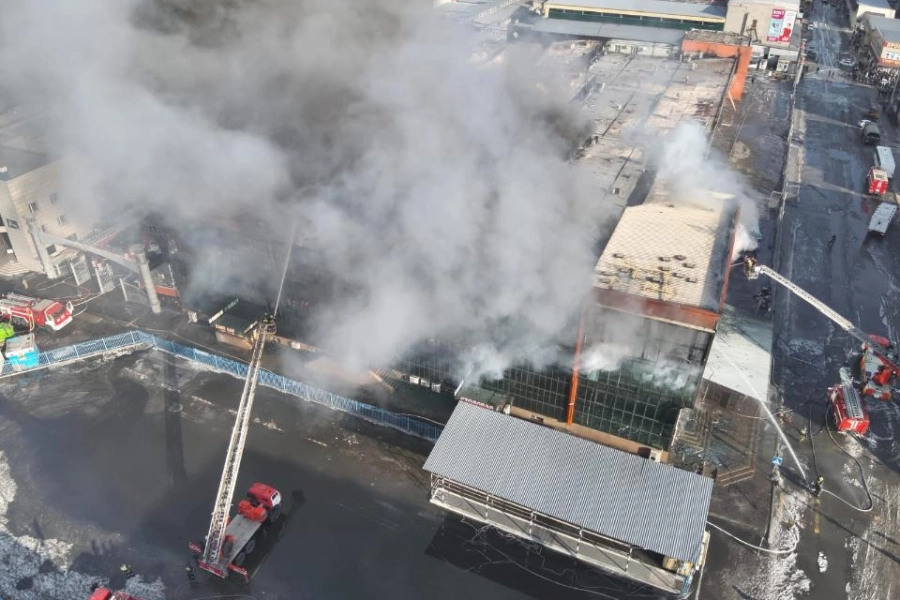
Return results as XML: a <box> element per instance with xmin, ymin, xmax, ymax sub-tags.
<box><xmin>188</xmin><ymin>314</ymin><xmax>281</xmax><ymax>581</ymax></box>
<box><xmin>743</xmin><ymin>255</ymin><xmax>900</xmax><ymax>401</ymax></box>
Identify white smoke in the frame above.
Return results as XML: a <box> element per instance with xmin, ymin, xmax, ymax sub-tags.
<box><xmin>642</xmin><ymin>120</ymin><xmax>761</xmax><ymax>258</ymax></box>
<box><xmin>0</xmin><ymin>1</ymin><xmax>611</xmax><ymax>372</ymax></box>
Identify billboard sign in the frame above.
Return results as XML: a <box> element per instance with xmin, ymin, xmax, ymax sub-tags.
<box><xmin>766</xmin><ymin>9</ymin><xmax>797</xmax><ymax>43</ymax></box>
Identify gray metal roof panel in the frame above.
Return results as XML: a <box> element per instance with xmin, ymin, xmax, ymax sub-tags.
<box><xmin>531</xmin><ymin>18</ymin><xmax>687</xmax><ymax>45</ymax></box>
<box><xmin>424</xmin><ymin>402</ymin><xmax>714</xmax><ymax>563</ymax></box>
<box><xmin>702</xmin><ymin>305</ymin><xmax>773</xmax><ymax>402</ymax></box>
<box><xmin>543</xmin><ymin>0</ymin><xmax>727</xmax><ymax>20</ymax></box>
<box><xmin>865</xmin><ymin>13</ymin><xmax>900</xmax><ymax>43</ymax></box>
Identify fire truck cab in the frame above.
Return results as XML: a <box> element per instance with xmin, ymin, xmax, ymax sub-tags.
<box><xmin>829</xmin><ymin>384</ymin><xmax>870</xmax><ymax>434</ymax></box>
<box><xmin>867</xmin><ymin>166</ymin><xmax>890</xmax><ymax>196</ymax></box>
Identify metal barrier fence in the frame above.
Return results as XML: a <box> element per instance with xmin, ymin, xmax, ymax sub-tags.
<box><xmin>1</xmin><ymin>330</ymin><xmax>443</xmax><ymax>442</ymax></box>
<box><xmin>0</xmin><ymin>330</ymin><xmax>149</xmax><ymax>377</ymax></box>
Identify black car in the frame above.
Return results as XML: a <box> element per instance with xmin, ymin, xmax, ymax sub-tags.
<box><xmin>806</xmin><ymin>50</ymin><xmax>818</xmax><ymax>62</ymax></box>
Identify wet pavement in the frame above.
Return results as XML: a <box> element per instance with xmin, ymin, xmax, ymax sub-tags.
<box><xmin>731</xmin><ymin>3</ymin><xmax>900</xmax><ymax>599</ymax></box>
<box><xmin>0</xmin><ymin>351</ymin><xmax>680</xmax><ymax>600</ymax></box>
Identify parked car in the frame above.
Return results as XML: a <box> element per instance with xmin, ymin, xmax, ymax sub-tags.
<box><xmin>806</xmin><ymin>50</ymin><xmax>818</xmax><ymax>62</ymax></box>
<box><xmin>840</xmin><ymin>57</ymin><xmax>856</xmax><ymax>68</ymax></box>
<box><xmin>862</xmin><ymin>121</ymin><xmax>882</xmax><ymax>145</ymax></box>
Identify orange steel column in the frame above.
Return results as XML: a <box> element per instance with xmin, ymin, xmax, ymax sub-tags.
<box><xmin>566</xmin><ymin>306</ymin><xmax>587</xmax><ymax>425</ymax></box>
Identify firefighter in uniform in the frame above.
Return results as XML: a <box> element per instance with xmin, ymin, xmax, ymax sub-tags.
<box><xmin>120</xmin><ymin>564</ymin><xmax>135</xmax><ymax>578</ymax></box>
<box><xmin>814</xmin><ymin>476</ymin><xmax>825</xmax><ymax>497</ymax></box>
<box><xmin>185</xmin><ymin>564</ymin><xmax>195</xmax><ymax>581</ymax></box>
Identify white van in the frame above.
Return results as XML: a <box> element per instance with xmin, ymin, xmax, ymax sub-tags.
<box><xmin>875</xmin><ymin>145</ymin><xmax>896</xmax><ymax>178</ymax></box>
<box><xmin>868</xmin><ymin>202</ymin><xmax>897</xmax><ymax>236</ymax></box>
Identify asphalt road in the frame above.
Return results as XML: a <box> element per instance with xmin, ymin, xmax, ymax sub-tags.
<box><xmin>761</xmin><ymin>3</ymin><xmax>900</xmax><ymax>599</ymax></box>
<box><xmin>0</xmin><ymin>349</ymin><xmax>679</xmax><ymax>600</ymax></box>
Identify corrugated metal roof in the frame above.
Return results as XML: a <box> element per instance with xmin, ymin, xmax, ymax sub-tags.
<box><xmin>866</xmin><ymin>13</ymin><xmax>900</xmax><ymax>43</ymax></box>
<box><xmin>592</xmin><ymin>200</ymin><xmax>731</xmax><ymax>311</ymax></box>
<box><xmin>543</xmin><ymin>0</ymin><xmax>726</xmax><ymax>21</ymax></box>
<box><xmin>424</xmin><ymin>402</ymin><xmax>714</xmax><ymax>563</ymax></box>
<box><xmin>701</xmin><ymin>305</ymin><xmax>773</xmax><ymax>403</ymax></box>
<box><xmin>530</xmin><ymin>19</ymin><xmax>686</xmax><ymax>45</ymax></box>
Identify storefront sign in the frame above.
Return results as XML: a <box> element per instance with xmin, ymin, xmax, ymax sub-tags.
<box><xmin>767</xmin><ymin>8</ymin><xmax>797</xmax><ymax>43</ymax></box>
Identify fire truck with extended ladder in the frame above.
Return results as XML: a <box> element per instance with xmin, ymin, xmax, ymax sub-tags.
<box><xmin>743</xmin><ymin>255</ymin><xmax>900</xmax><ymax>412</ymax></box>
<box><xmin>188</xmin><ymin>313</ymin><xmax>281</xmax><ymax>581</ymax></box>
<box><xmin>0</xmin><ymin>292</ymin><xmax>74</xmax><ymax>331</ymax></box>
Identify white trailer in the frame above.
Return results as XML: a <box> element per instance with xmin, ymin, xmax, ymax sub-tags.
<box><xmin>868</xmin><ymin>202</ymin><xmax>898</xmax><ymax>236</ymax></box>
<box><xmin>875</xmin><ymin>145</ymin><xmax>896</xmax><ymax>179</ymax></box>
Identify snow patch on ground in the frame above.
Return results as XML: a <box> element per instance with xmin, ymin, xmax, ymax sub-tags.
<box><xmin>788</xmin><ymin>339</ymin><xmax>825</xmax><ymax>358</ymax></box>
<box><xmin>729</xmin><ymin>492</ymin><xmax>811</xmax><ymax>600</ymax></box>
<box><xmin>837</xmin><ymin>433</ymin><xmax>867</xmax><ymax>459</ymax></box>
<box><xmin>865</xmin><ymin>400</ymin><xmax>900</xmax><ymax>461</ymax></box>
<box><xmin>123</xmin><ymin>575</ymin><xmax>166</xmax><ymax>599</ymax></box>
<box><xmin>841</xmin><ymin>462</ymin><xmax>863</xmax><ymax>488</ymax></box>
<box><xmin>0</xmin><ymin>451</ymin><xmax>74</xmax><ymax>568</ymax></box>
<box><xmin>254</xmin><ymin>417</ymin><xmax>285</xmax><ymax>432</ymax></box>
<box><xmin>0</xmin><ymin>451</ymin><xmax>165</xmax><ymax>600</ymax></box>
<box><xmin>817</xmin><ymin>551</ymin><xmax>828</xmax><ymax>573</ymax></box>
<box><xmin>846</xmin><ymin>475</ymin><xmax>900</xmax><ymax>600</ymax></box>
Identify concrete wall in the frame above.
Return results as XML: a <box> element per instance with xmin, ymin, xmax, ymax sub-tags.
<box><xmin>726</xmin><ymin>1</ymin><xmax>800</xmax><ymax>48</ymax></box>
<box><xmin>2</xmin><ymin>161</ymin><xmax>92</xmax><ymax>270</ymax></box>
<box><xmin>852</xmin><ymin>2</ymin><xmax>896</xmax><ymax>29</ymax></box>
<box><xmin>0</xmin><ymin>180</ymin><xmax>42</xmax><ymax>272</ymax></box>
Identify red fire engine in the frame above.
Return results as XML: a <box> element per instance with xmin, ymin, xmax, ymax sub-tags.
<box><xmin>859</xmin><ymin>334</ymin><xmax>900</xmax><ymax>400</ymax></box>
<box><xmin>829</xmin><ymin>384</ymin><xmax>870</xmax><ymax>434</ymax></box>
<box><xmin>867</xmin><ymin>166</ymin><xmax>890</xmax><ymax>196</ymax></box>
<box><xmin>0</xmin><ymin>293</ymin><xmax>73</xmax><ymax>331</ymax></box>
<box><xmin>189</xmin><ymin>482</ymin><xmax>282</xmax><ymax>581</ymax></box>
<box><xmin>87</xmin><ymin>587</ymin><xmax>148</xmax><ymax>600</ymax></box>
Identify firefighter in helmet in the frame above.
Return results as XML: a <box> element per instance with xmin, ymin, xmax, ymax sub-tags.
<box><xmin>262</xmin><ymin>313</ymin><xmax>276</xmax><ymax>335</ymax></box>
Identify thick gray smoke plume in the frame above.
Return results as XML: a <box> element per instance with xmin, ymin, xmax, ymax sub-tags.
<box><xmin>1</xmin><ymin>0</ymin><xmax>609</xmax><ymax>371</ymax></box>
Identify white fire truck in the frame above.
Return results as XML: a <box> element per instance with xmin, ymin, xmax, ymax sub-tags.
<box><xmin>0</xmin><ymin>293</ymin><xmax>73</xmax><ymax>331</ymax></box>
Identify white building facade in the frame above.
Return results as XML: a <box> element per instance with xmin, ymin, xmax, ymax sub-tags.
<box><xmin>0</xmin><ymin>156</ymin><xmax>90</xmax><ymax>275</ymax></box>
<box><xmin>725</xmin><ymin>0</ymin><xmax>802</xmax><ymax>68</ymax></box>
<box><xmin>849</xmin><ymin>0</ymin><xmax>895</xmax><ymax>29</ymax></box>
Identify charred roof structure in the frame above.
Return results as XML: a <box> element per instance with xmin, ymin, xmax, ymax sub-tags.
<box><xmin>391</xmin><ymin>48</ymin><xmax>741</xmax><ymax>452</ymax></box>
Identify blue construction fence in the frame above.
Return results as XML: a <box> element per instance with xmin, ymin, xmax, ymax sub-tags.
<box><xmin>1</xmin><ymin>329</ymin><xmax>443</xmax><ymax>442</ymax></box>
<box><xmin>0</xmin><ymin>329</ymin><xmax>149</xmax><ymax>377</ymax></box>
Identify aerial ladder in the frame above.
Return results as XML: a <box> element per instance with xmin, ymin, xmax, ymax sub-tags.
<box><xmin>743</xmin><ymin>255</ymin><xmax>900</xmax><ymax>398</ymax></box>
<box><xmin>191</xmin><ymin>314</ymin><xmax>281</xmax><ymax>579</ymax></box>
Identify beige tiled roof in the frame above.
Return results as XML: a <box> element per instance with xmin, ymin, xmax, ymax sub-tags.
<box><xmin>592</xmin><ymin>200</ymin><xmax>728</xmax><ymax>310</ymax></box>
